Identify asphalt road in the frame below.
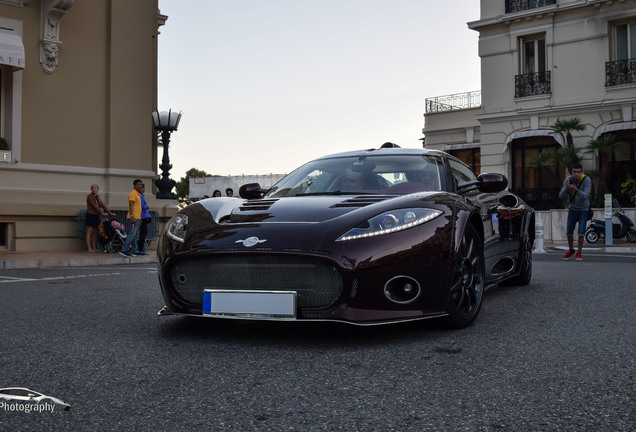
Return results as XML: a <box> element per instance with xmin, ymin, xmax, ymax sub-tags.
<box><xmin>0</xmin><ymin>253</ymin><xmax>634</xmax><ymax>432</ymax></box>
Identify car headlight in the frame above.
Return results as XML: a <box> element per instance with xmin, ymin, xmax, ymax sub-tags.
<box><xmin>337</xmin><ymin>208</ymin><xmax>443</xmax><ymax>241</ymax></box>
<box><xmin>165</xmin><ymin>214</ymin><xmax>188</xmax><ymax>243</ymax></box>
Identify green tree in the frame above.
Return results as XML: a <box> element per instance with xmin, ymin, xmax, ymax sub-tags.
<box><xmin>175</xmin><ymin>168</ymin><xmax>213</xmax><ymax>204</ymax></box>
<box><xmin>549</xmin><ymin>117</ymin><xmax>586</xmax><ymax>172</ymax></box>
<box><xmin>584</xmin><ymin>133</ymin><xmax>621</xmax><ymax>206</ymax></box>
<box><xmin>621</xmin><ymin>178</ymin><xmax>636</xmax><ymax>204</ymax></box>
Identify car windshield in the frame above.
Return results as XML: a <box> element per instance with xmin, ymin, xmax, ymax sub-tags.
<box><xmin>264</xmin><ymin>154</ymin><xmax>444</xmax><ymax>198</ymax></box>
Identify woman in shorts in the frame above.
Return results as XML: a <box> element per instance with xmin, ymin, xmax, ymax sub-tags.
<box><xmin>86</xmin><ymin>184</ymin><xmax>115</xmax><ymax>252</ymax></box>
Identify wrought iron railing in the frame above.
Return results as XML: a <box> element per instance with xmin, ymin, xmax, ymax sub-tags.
<box><xmin>425</xmin><ymin>91</ymin><xmax>481</xmax><ymax>113</ymax></box>
<box><xmin>515</xmin><ymin>71</ymin><xmax>551</xmax><ymax>98</ymax></box>
<box><xmin>606</xmin><ymin>59</ymin><xmax>636</xmax><ymax>86</ymax></box>
<box><xmin>505</xmin><ymin>0</ymin><xmax>556</xmax><ymax>13</ymax></box>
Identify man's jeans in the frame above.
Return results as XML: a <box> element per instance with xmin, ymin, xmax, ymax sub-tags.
<box><xmin>122</xmin><ymin>219</ymin><xmax>141</xmax><ymax>254</ymax></box>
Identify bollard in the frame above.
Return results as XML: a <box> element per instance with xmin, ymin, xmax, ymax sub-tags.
<box><xmin>534</xmin><ymin>214</ymin><xmax>546</xmax><ymax>253</ymax></box>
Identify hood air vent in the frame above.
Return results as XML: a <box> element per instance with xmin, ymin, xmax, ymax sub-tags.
<box><xmin>238</xmin><ymin>199</ymin><xmax>278</xmax><ymax>212</ymax></box>
<box><xmin>331</xmin><ymin>195</ymin><xmax>393</xmax><ymax>208</ymax></box>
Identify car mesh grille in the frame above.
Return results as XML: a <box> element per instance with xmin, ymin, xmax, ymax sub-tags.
<box><xmin>170</xmin><ymin>254</ymin><xmax>343</xmax><ymax>308</ymax></box>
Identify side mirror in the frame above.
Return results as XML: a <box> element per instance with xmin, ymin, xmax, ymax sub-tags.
<box><xmin>458</xmin><ymin>173</ymin><xmax>508</xmax><ymax>194</ymax></box>
<box><xmin>239</xmin><ymin>183</ymin><xmax>266</xmax><ymax>199</ymax></box>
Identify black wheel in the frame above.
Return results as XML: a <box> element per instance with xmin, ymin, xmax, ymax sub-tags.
<box><xmin>444</xmin><ymin>224</ymin><xmax>485</xmax><ymax>329</ymax></box>
<box><xmin>626</xmin><ymin>230</ymin><xmax>636</xmax><ymax>243</ymax></box>
<box><xmin>585</xmin><ymin>229</ymin><xmax>599</xmax><ymax>244</ymax></box>
<box><xmin>505</xmin><ymin>240</ymin><xmax>532</xmax><ymax>286</ymax></box>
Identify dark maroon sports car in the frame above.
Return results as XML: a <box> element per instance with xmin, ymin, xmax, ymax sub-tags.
<box><xmin>157</xmin><ymin>145</ymin><xmax>534</xmax><ymax>328</ymax></box>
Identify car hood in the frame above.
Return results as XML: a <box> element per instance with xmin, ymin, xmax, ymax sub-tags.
<box><xmin>197</xmin><ymin>194</ymin><xmax>439</xmax><ymax>224</ymax></box>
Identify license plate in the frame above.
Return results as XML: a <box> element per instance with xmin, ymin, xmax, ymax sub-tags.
<box><xmin>203</xmin><ymin>290</ymin><xmax>297</xmax><ymax>319</ymax></box>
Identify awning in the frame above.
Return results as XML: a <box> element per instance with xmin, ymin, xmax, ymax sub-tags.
<box><xmin>0</xmin><ymin>28</ymin><xmax>25</xmax><ymax>70</ymax></box>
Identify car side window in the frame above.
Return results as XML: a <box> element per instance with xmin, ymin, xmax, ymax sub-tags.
<box><xmin>448</xmin><ymin>159</ymin><xmax>477</xmax><ymax>190</ymax></box>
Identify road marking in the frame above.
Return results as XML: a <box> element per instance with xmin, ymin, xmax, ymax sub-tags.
<box><xmin>0</xmin><ymin>272</ymin><xmax>122</xmax><ymax>284</ymax></box>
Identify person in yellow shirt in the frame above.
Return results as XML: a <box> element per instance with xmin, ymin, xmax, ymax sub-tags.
<box><xmin>120</xmin><ymin>179</ymin><xmax>143</xmax><ymax>257</ymax></box>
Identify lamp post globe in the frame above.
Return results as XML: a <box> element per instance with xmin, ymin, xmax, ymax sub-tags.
<box><xmin>152</xmin><ymin>109</ymin><xmax>182</xmax><ymax>199</ymax></box>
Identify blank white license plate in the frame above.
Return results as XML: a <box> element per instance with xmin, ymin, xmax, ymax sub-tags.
<box><xmin>203</xmin><ymin>290</ymin><xmax>297</xmax><ymax>319</ymax></box>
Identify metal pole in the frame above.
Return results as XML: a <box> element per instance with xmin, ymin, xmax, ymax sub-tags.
<box><xmin>534</xmin><ymin>212</ymin><xmax>545</xmax><ymax>253</ymax></box>
<box><xmin>155</xmin><ymin>130</ymin><xmax>177</xmax><ymax>199</ymax></box>
<box><xmin>604</xmin><ymin>194</ymin><xmax>613</xmax><ymax>246</ymax></box>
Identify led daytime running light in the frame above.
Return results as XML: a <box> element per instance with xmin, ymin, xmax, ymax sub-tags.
<box><xmin>338</xmin><ymin>209</ymin><xmax>442</xmax><ymax>241</ymax></box>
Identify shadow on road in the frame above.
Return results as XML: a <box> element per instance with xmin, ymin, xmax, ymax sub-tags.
<box><xmin>155</xmin><ymin>314</ymin><xmax>454</xmax><ymax>348</ymax></box>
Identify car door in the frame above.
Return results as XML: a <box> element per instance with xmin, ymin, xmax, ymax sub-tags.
<box><xmin>446</xmin><ymin>157</ymin><xmax>523</xmax><ymax>283</ymax></box>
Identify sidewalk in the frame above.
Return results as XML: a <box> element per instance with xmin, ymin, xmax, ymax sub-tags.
<box><xmin>1</xmin><ymin>240</ymin><xmax>635</xmax><ymax>270</ymax></box>
<box><xmin>536</xmin><ymin>240</ymin><xmax>636</xmax><ymax>255</ymax></box>
<box><xmin>0</xmin><ymin>250</ymin><xmax>157</xmax><ymax>270</ymax></box>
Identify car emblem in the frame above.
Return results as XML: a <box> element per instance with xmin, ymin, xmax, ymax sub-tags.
<box><xmin>235</xmin><ymin>236</ymin><xmax>267</xmax><ymax>247</ymax></box>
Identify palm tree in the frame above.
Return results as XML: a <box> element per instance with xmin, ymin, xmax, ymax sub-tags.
<box><xmin>585</xmin><ymin>133</ymin><xmax>621</xmax><ymax>206</ymax></box>
<box><xmin>550</xmin><ymin>117</ymin><xmax>586</xmax><ymax>172</ymax></box>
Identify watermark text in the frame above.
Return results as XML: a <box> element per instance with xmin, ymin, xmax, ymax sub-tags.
<box><xmin>0</xmin><ymin>401</ymin><xmax>57</xmax><ymax>413</ymax></box>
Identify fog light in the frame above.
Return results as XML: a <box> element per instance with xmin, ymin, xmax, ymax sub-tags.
<box><xmin>384</xmin><ymin>276</ymin><xmax>421</xmax><ymax>304</ymax></box>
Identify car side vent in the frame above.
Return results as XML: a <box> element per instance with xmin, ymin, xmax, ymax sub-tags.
<box><xmin>331</xmin><ymin>195</ymin><xmax>393</xmax><ymax>208</ymax></box>
<box><xmin>311</xmin><ymin>248</ymin><xmax>332</xmax><ymax>255</ymax></box>
<box><xmin>238</xmin><ymin>199</ymin><xmax>278</xmax><ymax>212</ymax></box>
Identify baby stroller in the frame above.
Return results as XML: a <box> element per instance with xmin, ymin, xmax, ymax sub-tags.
<box><xmin>96</xmin><ymin>217</ymin><xmax>127</xmax><ymax>253</ymax></box>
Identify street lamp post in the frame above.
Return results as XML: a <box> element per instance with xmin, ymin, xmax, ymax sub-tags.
<box><xmin>152</xmin><ymin>109</ymin><xmax>182</xmax><ymax>199</ymax></box>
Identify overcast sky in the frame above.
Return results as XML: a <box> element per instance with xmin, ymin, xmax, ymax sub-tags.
<box><xmin>157</xmin><ymin>0</ymin><xmax>481</xmax><ymax>179</ymax></box>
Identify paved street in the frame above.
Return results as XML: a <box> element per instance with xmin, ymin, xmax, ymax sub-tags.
<box><xmin>0</xmin><ymin>253</ymin><xmax>634</xmax><ymax>431</ymax></box>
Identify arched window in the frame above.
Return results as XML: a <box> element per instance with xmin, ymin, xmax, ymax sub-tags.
<box><xmin>510</xmin><ymin>136</ymin><xmax>562</xmax><ymax>210</ymax></box>
<box><xmin>599</xmin><ymin>130</ymin><xmax>636</xmax><ymax>206</ymax></box>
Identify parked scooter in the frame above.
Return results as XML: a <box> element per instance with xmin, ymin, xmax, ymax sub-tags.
<box><xmin>585</xmin><ymin>202</ymin><xmax>636</xmax><ymax>243</ymax></box>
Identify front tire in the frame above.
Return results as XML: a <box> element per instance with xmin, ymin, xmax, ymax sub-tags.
<box><xmin>626</xmin><ymin>230</ymin><xmax>636</xmax><ymax>243</ymax></box>
<box><xmin>444</xmin><ymin>224</ymin><xmax>485</xmax><ymax>329</ymax></box>
<box><xmin>585</xmin><ymin>229</ymin><xmax>599</xmax><ymax>244</ymax></box>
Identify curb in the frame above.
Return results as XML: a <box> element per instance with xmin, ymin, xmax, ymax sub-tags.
<box><xmin>536</xmin><ymin>245</ymin><xmax>636</xmax><ymax>254</ymax></box>
<box><xmin>1</xmin><ymin>254</ymin><xmax>157</xmax><ymax>270</ymax></box>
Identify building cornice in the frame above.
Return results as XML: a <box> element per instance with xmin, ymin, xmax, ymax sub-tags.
<box><xmin>468</xmin><ymin>0</ymin><xmax>632</xmax><ymax>31</ymax></box>
<box><xmin>476</xmin><ymin>97</ymin><xmax>636</xmax><ymax>123</ymax></box>
<box><xmin>0</xmin><ymin>162</ymin><xmax>157</xmax><ymax>178</ymax></box>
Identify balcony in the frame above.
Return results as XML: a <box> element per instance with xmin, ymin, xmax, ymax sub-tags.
<box><xmin>606</xmin><ymin>59</ymin><xmax>636</xmax><ymax>86</ymax></box>
<box><xmin>425</xmin><ymin>91</ymin><xmax>481</xmax><ymax>113</ymax></box>
<box><xmin>515</xmin><ymin>71</ymin><xmax>551</xmax><ymax>98</ymax></box>
<box><xmin>505</xmin><ymin>0</ymin><xmax>556</xmax><ymax>13</ymax></box>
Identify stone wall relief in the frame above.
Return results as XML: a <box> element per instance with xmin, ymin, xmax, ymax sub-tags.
<box><xmin>40</xmin><ymin>0</ymin><xmax>74</xmax><ymax>74</ymax></box>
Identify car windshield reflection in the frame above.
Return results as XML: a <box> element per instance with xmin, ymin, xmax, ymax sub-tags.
<box><xmin>264</xmin><ymin>155</ymin><xmax>444</xmax><ymax>198</ymax></box>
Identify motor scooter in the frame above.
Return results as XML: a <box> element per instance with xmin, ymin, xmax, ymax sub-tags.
<box><xmin>585</xmin><ymin>202</ymin><xmax>636</xmax><ymax>243</ymax></box>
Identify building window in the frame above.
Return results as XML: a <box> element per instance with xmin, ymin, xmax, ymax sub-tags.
<box><xmin>0</xmin><ymin>18</ymin><xmax>24</xmax><ymax>160</ymax></box>
<box><xmin>516</xmin><ymin>35</ymin><xmax>550</xmax><ymax>97</ymax></box>
<box><xmin>1</xmin><ymin>69</ymin><xmax>4</xmax><ymax>141</ymax></box>
<box><xmin>510</xmin><ymin>137</ymin><xmax>562</xmax><ymax>210</ymax></box>
<box><xmin>0</xmin><ymin>223</ymin><xmax>6</xmax><ymax>247</ymax></box>
<box><xmin>522</xmin><ymin>36</ymin><xmax>546</xmax><ymax>75</ymax></box>
<box><xmin>599</xmin><ymin>132</ymin><xmax>636</xmax><ymax>206</ymax></box>
<box><xmin>448</xmin><ymin>147</ymin><xmax>481</xmax><ymax>174</ymax></box>
<box><xmin>606</xmin><ymin>20</ymin><xmax>636</xmax><ymax>86</ymax></box>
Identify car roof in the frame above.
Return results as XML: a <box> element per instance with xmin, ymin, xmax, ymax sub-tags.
<box><xmin>313</xmin><ymin>146</ymin><xmax>449</xmax><ymax>161</ymax></box>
